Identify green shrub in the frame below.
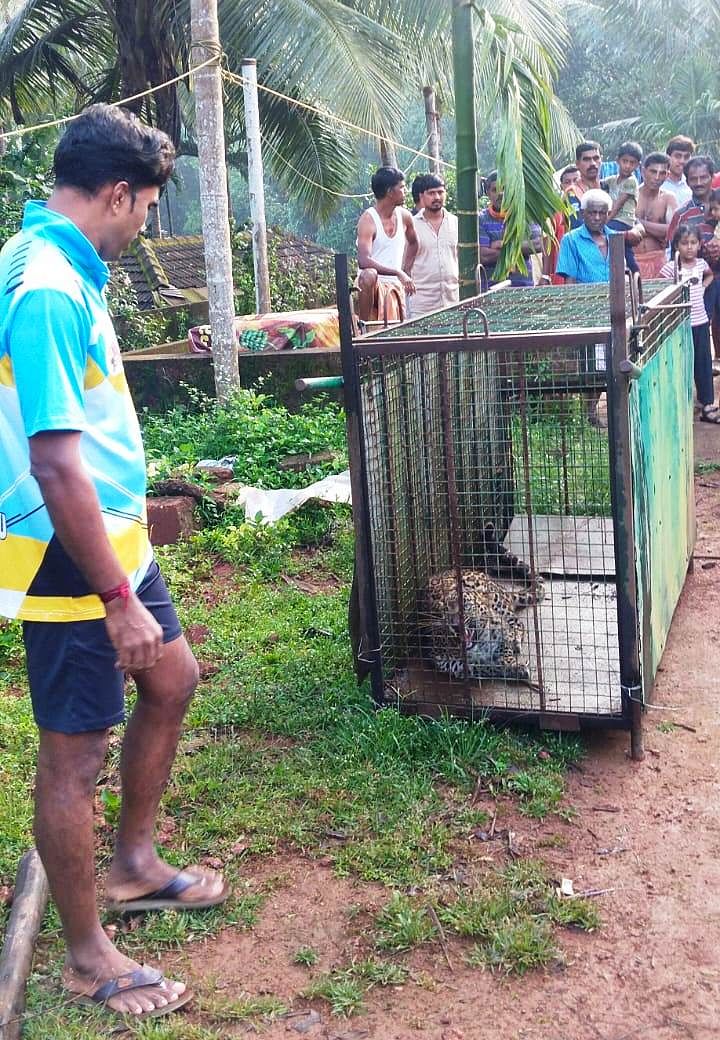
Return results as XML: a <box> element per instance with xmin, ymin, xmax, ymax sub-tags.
<box><xmin>141</xmin><ymin>387</ymin><xmax>347</xmax><ymax>489</ymax></box>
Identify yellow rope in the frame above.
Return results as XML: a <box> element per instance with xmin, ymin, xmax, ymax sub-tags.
<box><xmin>0</xmin><ymin>55</ymin><xmax>453</xmax><ymax>183</ymax></box>
<box><xmin>260</xmin><ymin>127</ymin><xmax>436</xmax><ymax>201</ymax></box>
<box><xmin>222</xmin><ymin>68</ymin><xmax>454</xmax><ymax>171</ymax></box>
<box><xmin>0</xmin><ymin>56</ymin><xmax>217</xmax><ymax>143</ymax></box>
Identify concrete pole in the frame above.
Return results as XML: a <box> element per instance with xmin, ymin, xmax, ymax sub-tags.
<box><xmin>241</xmin><ymin>58</ymin><xmax>271</xmax><ymax>314</ymax></box>
<box><xmin>423</xmin><ymin>87</ymin><xmax>440</xmax><ymax>174</ymax></box>
<box><xmin>190</xmin><ymin>0</ymin><xmax>239</xmax><ymax>401</ymax></box>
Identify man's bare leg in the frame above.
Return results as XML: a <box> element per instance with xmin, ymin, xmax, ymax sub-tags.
<box><xmin>34</xmin><ymin>728</ymin><xmax>186</xmax><ymax>1014</ymax></box>
<box><xmin>357</xmin><ymin>268</ymin><xmax>378</xmax><ymax>323</ymax></box>
<box><xmin>106</xmin><ymin>636</ymin><xmax>224</xmax><ymax>904</ymax></box>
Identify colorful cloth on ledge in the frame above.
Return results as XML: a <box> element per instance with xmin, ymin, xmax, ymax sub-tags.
<box><xmin>189</xmin><ymin>307</ymin><xmax>340</xmax><ymax>353</ymax></box>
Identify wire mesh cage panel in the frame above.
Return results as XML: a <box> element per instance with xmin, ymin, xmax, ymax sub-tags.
<box><xmin>340</xmin><ymin>261</ymin><xmax>694</xmax><ymax>739</ymax></box>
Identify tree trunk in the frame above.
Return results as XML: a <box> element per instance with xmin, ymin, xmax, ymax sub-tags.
<box><xmin>380</xmin><ymin>139</ymin><xmax>398</xmax><ymax>168</ymax></box>
<box><xmin>190</xmin><ymin>0</ymin><xmax>239</xmax><ymax>402</ymax></box>
<box><xmin>452</xmin><ymin>0</ymin><xmax>479</xmax><ymax>299</ymax></box>
<box><xmin>423</xmin><ymin>86</ymin><xmax>440</xmax><ymax>174</ymax></box>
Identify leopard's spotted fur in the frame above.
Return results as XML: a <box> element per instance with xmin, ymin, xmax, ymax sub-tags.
<box><xmin>419</xmin><ymin>566</ymin><xmax>544</xmax><ymax>684</ymax></box>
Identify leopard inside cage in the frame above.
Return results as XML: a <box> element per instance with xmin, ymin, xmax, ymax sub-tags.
<box><xmin>418</xmin><ymin>525</ymin><xmax>544</xmax><ymax>685</ymax></box>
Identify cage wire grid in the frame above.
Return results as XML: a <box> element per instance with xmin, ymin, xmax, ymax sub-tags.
<box><xmin>359</xmin><ymin>343</ymin><xmax>621</xmax><ymax>719</ymax></box>
<box><xmin>351</xmin><ymin>281</ymin><xmax>670</xmax><ymax>722</ymax></box>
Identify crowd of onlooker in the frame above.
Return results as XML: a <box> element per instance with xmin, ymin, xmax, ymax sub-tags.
<box><xmin>354</xmin><ymin>134</ymin><xmax>720</xmax><ymax>422</ymax></box>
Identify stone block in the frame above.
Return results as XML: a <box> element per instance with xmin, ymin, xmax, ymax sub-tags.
<box><xmin>147</xmin><ymin>496</ymin><xmax>197</xmax><ymax>546</ymax></box>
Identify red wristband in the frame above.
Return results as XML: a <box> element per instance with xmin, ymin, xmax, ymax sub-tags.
<box><xmin>99</xmin><ymin>579</ymin><xmax>131</xmax><ymax>607</ymax></box>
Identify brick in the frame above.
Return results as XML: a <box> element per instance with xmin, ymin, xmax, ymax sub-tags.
<box><xmin>147</xmin><ymin>496</ymin><xmax>197</xmax><ymax>546</ymax></box>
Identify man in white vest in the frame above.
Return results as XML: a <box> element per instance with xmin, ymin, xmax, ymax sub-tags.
<box><xmin>356</xmin><ymin>166</ymin><xmax>418</xmax><ymax>323</ymax></box>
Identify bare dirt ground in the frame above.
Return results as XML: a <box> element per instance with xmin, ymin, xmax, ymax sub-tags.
<box><xmin>167</xmin><ymin>424</ymin><xmax>720</xmax><ymax>1040</ymax></box>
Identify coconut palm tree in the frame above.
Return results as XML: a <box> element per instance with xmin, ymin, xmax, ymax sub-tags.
<box><xmin>595</xmin><ymin>0</ymin><xmax>720</xmax><ymax>154</ymax></box>
<box><xmin>0</xmin><ymin>0</ymin><xmax>575</xmax><ymax>240</ymax></box>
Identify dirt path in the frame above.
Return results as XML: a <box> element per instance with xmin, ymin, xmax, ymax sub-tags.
<box><xmin>170</xmin><ymin>430</ymin><xmax>720</xmax><ymax>1040</ymax></box>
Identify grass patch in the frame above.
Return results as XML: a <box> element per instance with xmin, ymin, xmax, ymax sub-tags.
<box><xmin>303</xmin><ymin>956</ymin><xmax>408</xmax><ymax>1017</ymax></box>
<box><xmin>373</xmin><ymin>893</ymin><xmax>438</xmax><ymax>951</ymax></box>
<box><xmin>142</xmin><ymin>386</ymin><xmax>347</xmax><ymax>490</ymax></box>
<box><xmin>695</xmin><ymin>459</ymin><xmax>720</xmax><ymax>474</ymax></box>
<box><xmin>293</xmin><ymin>946</ymin><xmax>320</xmax><ymax>967</ymax></box>
<box><xmin>467</xmin><ymin>916</ymin><xmax>557</xmax><ymax>975</ymax></box>
<box><xmin>1</xmin><ymin>394</ymin><xmax>588</xmax><ymax>1036</ymax></box>
<box><xmin>303</xmin><ymin>973</ymin><xmax>366</xmax><ymax>1016</ymax></box>
<box><xmin>514</xmin><ymin>399</ymin><xmax>611</xmax><ymax>518</ymax></box>
<box><xmin>433</xmin><ymin>858</ymin><xmax>598</xmax><ymax>974</ymax></box>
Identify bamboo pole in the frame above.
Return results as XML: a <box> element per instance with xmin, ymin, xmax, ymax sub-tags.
<box><xmin>241</xmin><ymin>59</ymin><xmax>271</xmax><ymax>314</ymax></box>
<box><xmin>190</xmin><ymin>0</ymin><xmax>239</xmax><ymax>402</ymax></box>
<box><xmin>452</xmin><ymin>0</ymin><xmax>479</xmax><ymax>300</ymax></box>
<box><xmin>423</xmin><ymin>87</ymin><xmax>440</xmax><ymax>174</ymax></box>
<box><xmin>0</xmin><ymin>850</ymin><xmax>49</xmax><ymax>1040</ymax></box>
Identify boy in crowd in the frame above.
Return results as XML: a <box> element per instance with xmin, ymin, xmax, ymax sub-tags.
<box><xmin>603</xmin><ymin>142</ymin><xmax>642</xmax><ymax>230</ymax></box>
<box><xmin>663</xmin><ymin>135</ymin><xmax>694</xmax><ymax>206</ymax></box>
<box><xmin>543</xmin><ymin>165</ymin><xmax>582</xmax><ymax>284</ymax></box>
<box><xmin>635</xmin><ymin>152</ymin><xmax>677</xmax><ymax>279</ymax></box>
<box><xmin>356</xmin><ymin>166</ymin><xmax>417</xmax><ymax>323</ymax></box>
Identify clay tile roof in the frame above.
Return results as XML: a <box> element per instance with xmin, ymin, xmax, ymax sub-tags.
<box><xmin>111</xmin><ymin>230</ymin><xmax>333</xmax><ymax>310</ymax></box>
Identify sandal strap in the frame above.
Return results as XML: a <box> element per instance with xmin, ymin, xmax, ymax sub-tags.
<box><xmin>91</xmin><ymin>966</ymin><xmax>164</xmax><ymax>1005</ymax></box>
<box><xmin>142</xmin><ymin>870</ymin><xmax>202</xmax><ymax>902</ymax></box>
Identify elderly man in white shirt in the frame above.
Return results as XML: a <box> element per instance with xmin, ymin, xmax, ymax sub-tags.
<box><xmin>403</xmin><ymin>174</ymin><xmax>459</xmax><ymax>318</ymax></box>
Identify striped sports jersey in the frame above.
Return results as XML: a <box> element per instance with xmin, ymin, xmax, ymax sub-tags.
<box><xmin>0</xmin><ymin>201</ymin><xmax>151</xmax><ymax>621</ymax></box>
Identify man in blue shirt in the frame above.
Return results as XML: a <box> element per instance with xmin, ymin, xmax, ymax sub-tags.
<box><xmin>556</xmin><ymin>189</ymin><xmax>620</xmax><ymax>426</ymax></box>
<box><xmin>556</xmin><ymin>188</ymin><xmax>618</xmax><ymax>283</ymax></box>
<box><xmin>0</xmin><ymin>105</ymin><xmax>227</xmax><ymax>1023</ymax></box>
<box><xmin>478</xmin><ymin>171</ymin><xmax>541</xmax><ymax>288</ymax></box>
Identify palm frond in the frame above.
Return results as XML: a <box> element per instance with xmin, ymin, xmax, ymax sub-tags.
<box><xmin>222</xmin><ymin>77</ymin><xmax>357</xmax><ymax>221</ymax></box>
<box><xmin>219</xmin><ymin>0</ymin><xmax>414</xmax><ymax>142</ymax></box>
<box><xmin>0</xmin><ymin>0</ymin><xmax>113</xmax><ymax>118</ymax></box>
<box><xmin>474</xmin><ymin>9</ymin><xmax>560</xmax><ymax>276</ymax></box>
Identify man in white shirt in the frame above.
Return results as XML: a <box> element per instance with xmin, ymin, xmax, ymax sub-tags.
<box><xmin>403</xmin><ymin>175</ymin><xmax>459</xmax><ymax>317</ymax></box>
<box><xmin>662</xmin><ymin>135</ymin><xmax>694</xmax><ymax>207</ymax></box>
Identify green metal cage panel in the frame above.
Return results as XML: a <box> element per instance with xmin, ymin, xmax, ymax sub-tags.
<box><xmin>339</xmin><ymin>239</ymin><xmax>694</xmax><ymax>756</ymax></box>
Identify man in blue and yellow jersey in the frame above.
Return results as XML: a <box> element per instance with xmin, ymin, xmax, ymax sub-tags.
<box><xmin>0</xmin><ymin>105</ymin><xmax>226</xmax><ymax>1022</ymax></box>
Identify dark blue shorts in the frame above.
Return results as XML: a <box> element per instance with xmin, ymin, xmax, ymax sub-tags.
<box><xmin>22</xmin><ymin>561</ymin><xmax>182</xmax><ymax>734</ymax></box>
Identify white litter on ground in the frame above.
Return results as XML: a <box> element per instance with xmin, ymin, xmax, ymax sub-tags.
<box><xmin>237</xmin><ymin>470</ymin><xmax>352</xmax><ymax>524</ymax></box>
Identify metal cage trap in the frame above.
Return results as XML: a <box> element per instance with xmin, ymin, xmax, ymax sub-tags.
<box><xmin>338</xmin><ymin>236</ymin><xmax>695</xmax><ymax>757</ymax></box>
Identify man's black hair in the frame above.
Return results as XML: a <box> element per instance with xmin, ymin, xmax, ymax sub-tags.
<box><xmin>371</xmin><ymin>166</ymin><xmax>405</xmax><ymax>200</ymax></box>
<box><xmin>617</xmin><ymin>140</ymin><xmax>642</xmax><ymax>162</ymax></box>
<box><xmin>411</xmin><ymin>173</ymin><xmax>435</xmax><ymax>203</ymax></box>
<box><xmin>53</xmin><ymin>104</ymin><xmax>175</xmax><ymax>199</ymax></box>
<box><xmin>643</xmin><ymin>151</ymin><xmax>669</xmax><ymax>168</ymax></box>
<box><xmin>484</xmin><ymin>170</ymin><xmax>499</xmax><ymax>188</ymax></box>
<box><xmin>575</xmin><ymin>140</ymin><xmax>601</xmax><ymax>161</ymax></box>
<box><xmin>685</xmin><ymin>154</ymin><xmax>715</xmax><ymax>178</ymax></box>
<box><xmin>560</xmin><ymin>164</ymin><xmax>578</xmax><ymax>182</ymax></box>
<box><xmin>666</xmin><ymin>135</ymin><xmax>695</xmax><ymax>156</ymax></box>
<box><xmin>671</xmin><ymin>222</ymin><xmax>700</xmax><ymax>253</ymax></box>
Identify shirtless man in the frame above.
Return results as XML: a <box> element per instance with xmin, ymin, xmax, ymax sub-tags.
<box><xmin>635</xmin><ymin>152</ymin><xmax>677</xmax><ymax>279</ymax></box>
<box><xmin>356</xmin><ymin>166</ymin><xmax>417</xmax><ymax>324</ymax></box>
